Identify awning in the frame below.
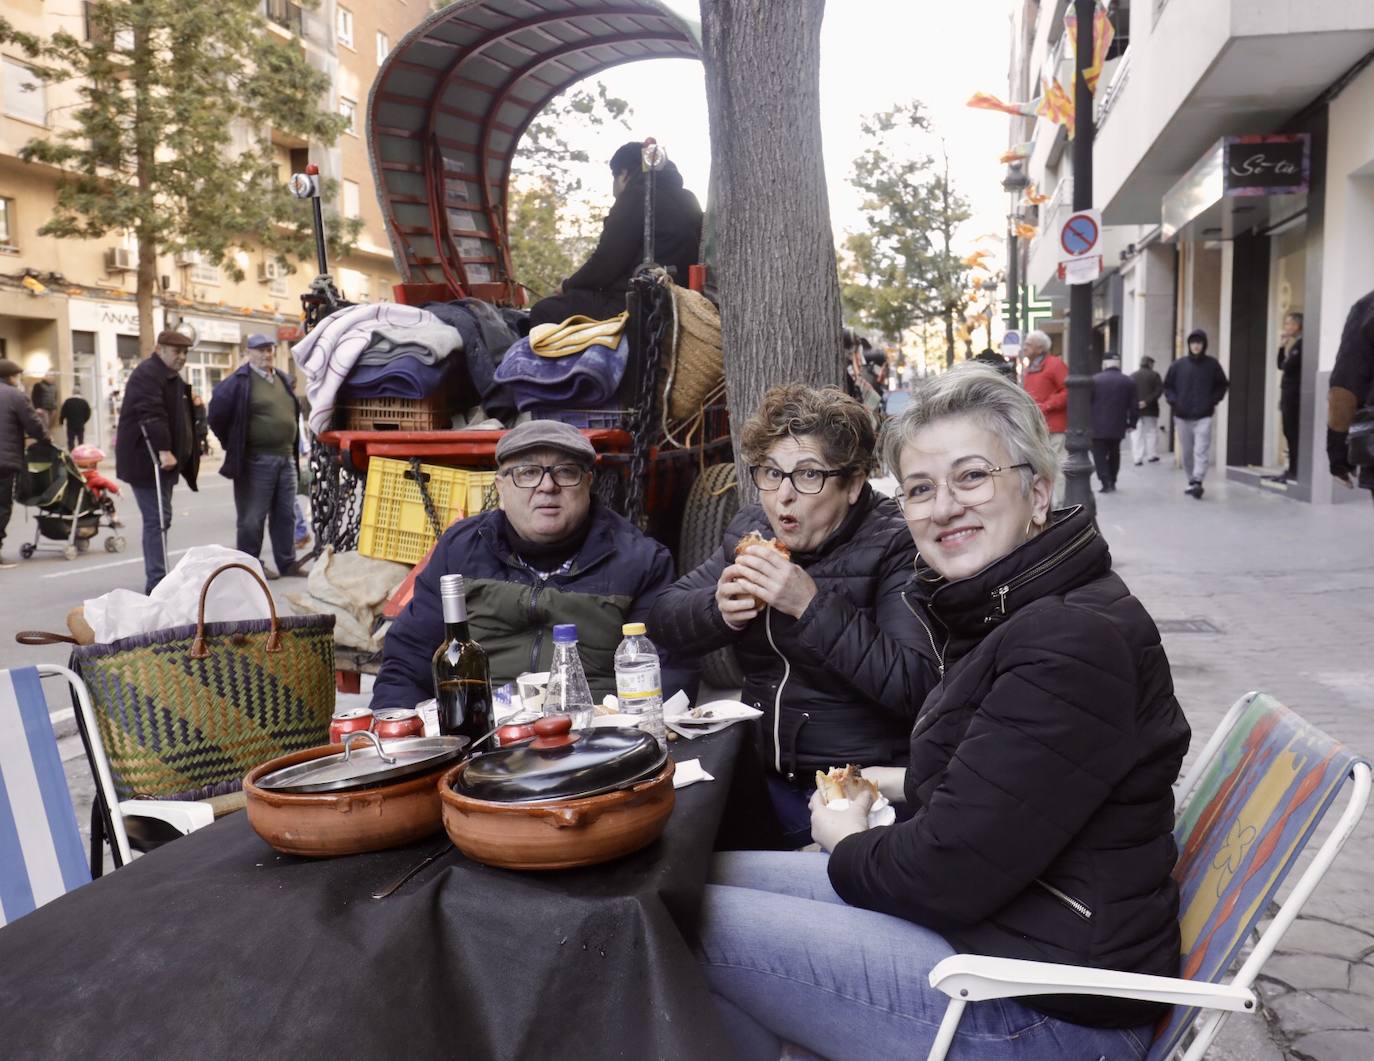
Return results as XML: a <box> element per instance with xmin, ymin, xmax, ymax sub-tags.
<box><xmin>367</xmin><ymin>0</ymin><xmax>701</xmax><ymax>302</ymax></box>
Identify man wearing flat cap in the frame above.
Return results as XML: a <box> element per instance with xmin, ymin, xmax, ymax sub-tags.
<box><xmin>0</xmin><ymin>358</ymin><xmax>51</xmax><ymax>568</ymax></box>
<box><xmin>116</xmin><ymin>330</ymin><xmax>200</xmax><ymax>593</ymax></box>
<box><xmin>208</xmin><ymin>334</ymin><xmax>306</xmax><ymax>579</ymax></box>
<box><xmin>372</xmin><ymin>418</ymin><xmax>696</xmax><ymax>709</ymax></box>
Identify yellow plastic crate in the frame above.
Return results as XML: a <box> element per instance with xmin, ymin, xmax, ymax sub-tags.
<box><xmin>358</xmin><ymin>458</ymin><xmax>497</xmax><ymax>565</ymax></box>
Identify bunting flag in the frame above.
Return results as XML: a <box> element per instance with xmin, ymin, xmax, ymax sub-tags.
<box><xmin>1064</xmin><ymin>1</ymin><xmax>1116</xmax><ymax>92</ymax></box>
<box><xmin>966</xmin><ymin>92</ymin><xmax>1039</xmax><ymax>118</ymax></box>
<box><xmin>1022</xmin><ymin>182</ymin><xmax>1050</xmax><ymax>206</ymax></box>
<box><xmin>1036</xmin><ymin>74</ymin><xmax>1076</xmax><ymax>138</ymax></box>
<box><xmin>999</xmin><ymin>142</ymin><xmax>1033</xmax><ymax>164</ymax></box>
<box><xmin>961</xmin><ymin>249</ymin><xmax>993</xmax><ymax>269</ymax></box>
<box><xmin>970</xmin><ymin>276</ymin><xmax>985</xmax><ymax>291</ymax></box>
<box><xmin>1014</xmin><ymin>221</ymin><xmax>1038</xmax><ymax>240</ymax></box>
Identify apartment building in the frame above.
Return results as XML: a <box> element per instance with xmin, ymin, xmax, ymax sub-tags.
<box><xmin>1009</xmin><ymin>0</ymin><xmax>1374</xmax><ymax>503</ymax></box>
<box><xmin>0</xmin><ymin>0</ymin><xmax>420</xmax><ymax>448</ymax></box>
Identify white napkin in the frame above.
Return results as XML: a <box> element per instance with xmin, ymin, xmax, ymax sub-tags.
<box><xmin>820</xmin><ymin>794</ymin><xmax>896</xmax><ymax>829</ymax></box>
<box><xmin>672</xmin><ymin>758</ymin><xmax>714</xmax><ymax>789</ymax></box>
<box><xmin>665</xmin><ymin>698</ymin><xmax>762</xmax><ymax>740</ymax></box>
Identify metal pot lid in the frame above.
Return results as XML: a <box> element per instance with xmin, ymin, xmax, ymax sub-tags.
<box><xmin>456</xmin><ymin>715</ymin><xmax>665</xmax><ymax>803</ymax></box>
<box><xmin>257</xmin><ymin>732</ymin><xmax>469</xmax><ymax>793</ymax></box>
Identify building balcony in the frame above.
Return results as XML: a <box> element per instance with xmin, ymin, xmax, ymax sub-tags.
<box><xmin>264</xmin><ymin>0</ymin><xmax>304</xmax><ymax>38</ymax></box>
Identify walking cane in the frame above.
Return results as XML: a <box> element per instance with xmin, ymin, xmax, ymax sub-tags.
<box><xmin>139</xmin><ymin>423</ymin><xmax>170</xmax><ymax>581</ymax></box>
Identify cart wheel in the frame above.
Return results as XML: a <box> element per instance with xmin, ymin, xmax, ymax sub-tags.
<box><xmin>106</xmin><ymin>535</ymin><xmax>127</xmax><ymax>553</ymax></box>
<box><xmin>19</xmin><ymin>543</ymin><xmax>35</xmax><ymax>559</ymax></box>
<box><xmin>678</xmin><ymin>462</ymin><xmax>746</xmax><ymax>690</ymax></box>
<box><xmin>63</xmin><ymin>545</ymin><xmax>78</xmax><ymax>561</ymax></box>
<box><xmin>76</xmin><ymin>538</ymin><xmax>91</xmax><ymax>553</ymax></box>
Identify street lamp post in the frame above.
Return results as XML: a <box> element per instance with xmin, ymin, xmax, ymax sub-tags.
<box><xmin>1001</xmin><ymin>163</ymin><xmax>1029</xmax><ymax>338</ymax></box>
<box><xmin>1064</xmin><ymin>0</ymin><xmax>1097</xmax><ymax>511</ymax></box>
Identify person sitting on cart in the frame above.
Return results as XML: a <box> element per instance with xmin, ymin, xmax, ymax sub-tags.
<box><xmin>527</xmin><ymin>141</ymin><xmax>704</xmax><ymax>328</ymax></box>
<box><xmin>371</xmin><ymin>418</ymin><xmax>696</xmax><ymax>710</ymax></box>
<box><xmin>649</xmin><ymin>384</ymin><xmax>938</xmax><ymax>847</ymax></box>
<box><xmin>0</xmin><ymin>358</ymin><xmax>52</xmax><ymax>568</ymax></box>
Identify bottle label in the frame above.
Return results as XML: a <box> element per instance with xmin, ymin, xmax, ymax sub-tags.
<box><xmin>441</xmin><ymin>590</ymin><xmax>469</xmax><ymax>624</ymax></box>
<box><xmin>616</xmin><ymin>669</ymin><xmax>661</xmax><ymax>700</ymax></box>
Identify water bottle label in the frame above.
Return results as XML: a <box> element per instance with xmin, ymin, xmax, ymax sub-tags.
<box><xmin>616</xmin><ymin>670</ymin><xmax>661</xmax><ymax>699</ymax></box>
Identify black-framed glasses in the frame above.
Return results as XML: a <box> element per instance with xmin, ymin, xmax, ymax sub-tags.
<box><xmin>499</xmin><ymin>463</ymin><xmax>588</xmax><ymax>489</ymax></box>
<box><xmin>749</xmin><ymin>465</ymin><xmax>850</xmax><ymax>495</ymax></box>
<box><xmin>896</xmin><ymin>463</ymin><xmax>1032</xmax><ymax>518</ymax></box>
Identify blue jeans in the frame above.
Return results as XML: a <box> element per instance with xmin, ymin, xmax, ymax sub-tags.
<box><xmin>697</xmin><ymin>852</ymin><xmax>1152</xmax><ymax>1061</ymax></box>
<box><xmin>131</xmin><ymin>474</ymin><xmax>176</xmax><ymax>594</ymax></box>
<box><xmin>233</xmin><ymin>454</ymin><xmax>297</xmax><ymax>572</ymax></box>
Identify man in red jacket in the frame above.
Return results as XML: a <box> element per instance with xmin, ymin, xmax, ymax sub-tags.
<box><xmin>1020</xmin><ymin>330</ymin><xmax>1067</xmax><ymax>502</ymax></box>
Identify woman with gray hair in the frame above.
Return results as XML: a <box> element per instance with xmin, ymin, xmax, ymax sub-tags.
<box><xmin>695</xmin><ymin>364</ymin><xmax>1190</xmax><ymax>1061</ymax></box>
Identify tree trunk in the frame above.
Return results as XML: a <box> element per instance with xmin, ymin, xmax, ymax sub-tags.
<box><xmin>698</xmin><ymin>0</ymin><xmax>843</xmax><ymax>493</ymax></box>
<box><xmin>133</xmin><ymin>23</ymin><xmax>157</xmax><ymax>352</ymax></box>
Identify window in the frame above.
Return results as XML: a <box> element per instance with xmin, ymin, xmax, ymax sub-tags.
<box><xmin>338</xmin><ymin>268</ymin><xmax>369</xmax><ymax>302</ymax></box>
<box><xmin>336</xmin><ymin>7</ymin><xmax>354</xmax><ymax>48</ymax></box>
<box><xmin>342</xmin><ymin>179</ymin><xmax>361</xmax><ymax>219</ymax></box>
<box><xmin>339</xmin><ymin>97</ymin><xmax>356</xmax><ymax>135</ymax></box>
<box><xmin>0</xmin><ymin>197</ymin><xmax>14</xmax><ymax>251</ymax></box>
<box><xmin>3</xmin><ymin>58</ymin><xmax>47</xmax><ymax>126</ymax></box>
<box><xmin>115</xmin><ymin>333</ymin><xmax>141</xmax><ymax>366</ymax></box>
<box><xmin>376</xmin><ymin>31</ymin><xmax>389</xmax><ymax>65</ymax></box>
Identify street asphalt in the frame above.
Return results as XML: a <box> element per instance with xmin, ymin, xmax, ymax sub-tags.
<box><xmin>25</xmin><ymin>445</ymin><xmax>1374</xmax><ymax>1060</ymax></box>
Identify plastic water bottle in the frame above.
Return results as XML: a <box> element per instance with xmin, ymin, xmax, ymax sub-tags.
<box><xmin>545</xmin><ymin>624</ymin><xmax>595</xmax><ymax>730</ymax></box>
<box><xmin>614</xmin><ymin>622</ymin><xmax>665</xmax><ymax>747</ymax></box>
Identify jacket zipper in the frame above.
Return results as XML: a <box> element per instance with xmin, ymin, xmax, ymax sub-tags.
<box><xmin>1036</xmin><ymin>878</ymin><xmax>1093</xmax><ymax>921</ymax></box>
<box><xmin>902</xmin><ymin>591</ymin><xmax>947</xmax><ymax>677</ymax></box>
<box><xmin>764</xmin><ymin>608</ymin><xmax>792</xmax><ymax>775</ymax></box>
<box><xmin>991</xmin><ymin>524</ymin><xmax>1098</xmax><ymax>618</ymax></box>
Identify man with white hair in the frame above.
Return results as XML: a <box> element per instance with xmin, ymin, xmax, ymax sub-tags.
<box><xmin>1020</xmin><ymin>330</ymin><xmax>1067</xmax><ymax>502</ymax></box>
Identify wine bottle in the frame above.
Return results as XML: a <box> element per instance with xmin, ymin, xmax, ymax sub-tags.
<box><xmin>432</xmin><ymin>573</ymin><xmax>493</xmax><ymax>748</ymax></box>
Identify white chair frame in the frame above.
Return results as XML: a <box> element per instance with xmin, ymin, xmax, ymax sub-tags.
<box><xmin>41</xmin><ymin>663</ymin><xmax>214</xmax><ymax>873</ymax></box>
<box><xmin>923</xmin><ymin>691</ymin><xmax>1372</xmax><ymax>1061</ymax></box>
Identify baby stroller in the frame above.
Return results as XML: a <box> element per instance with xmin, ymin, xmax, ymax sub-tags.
<box><xmin>16</xmin><ymin>441</ymin><xmax>127</xmax><ymax>561</ymax></box>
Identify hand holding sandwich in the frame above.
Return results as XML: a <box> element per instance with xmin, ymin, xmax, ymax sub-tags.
<box><xmin>715</xmin><ymin>531</ymin><xmax>818</xmax><ymax>626</ymax></box>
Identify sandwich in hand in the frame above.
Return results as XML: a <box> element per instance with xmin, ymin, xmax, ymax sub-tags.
<box><xmin>733</xmin><ymin>531</ymin><xmax>791</xmax><ymax>609</ymax></box>
<box><xmin>815</xmin><ymin>763</ymin><xmax>878</xmax><ymax>805</ymax></box>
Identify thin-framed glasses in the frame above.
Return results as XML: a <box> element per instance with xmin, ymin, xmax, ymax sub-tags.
<box><xmin>499</xmin><ymin>463</ymin><xmax>588</xmax><ymax>489</ymax></box>
<box><xmin>750</xmin><ymin>465</ymin><xmax>850</xmax><ymax>495</ymax></box>
<box><xmin>896</xmin><ymin>462</ymin><xmax>1032</xmax><ymax>519</ymax></box>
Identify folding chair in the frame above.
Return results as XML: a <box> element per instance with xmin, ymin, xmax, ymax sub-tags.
<box><xmin>925</xmin><ymin>691</ymin><xmax>1371</xmax><ymax>1061</ymax></box>
<box><xmin>0</xmin><ymin>664</ymin><xmax>129</xmax><ymax>926</ymax></box>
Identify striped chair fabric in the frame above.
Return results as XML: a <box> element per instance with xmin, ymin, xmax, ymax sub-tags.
<box><xmin>0</xmin><ymin>666</ymin><xmax>90</xmax><ymax>927</ymax></box>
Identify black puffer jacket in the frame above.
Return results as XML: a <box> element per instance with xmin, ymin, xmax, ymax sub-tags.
<box><xmin>828</xmin><ymin>506</ymin><xmax>1191</xmax><ymax>1028</ymax></box>
<box><xmin>648</xmin><ymin>484</ymin><xmax>937</xmax><ymax>779</ymax></box>
<box><xmin>0</xmin><ymin>382</ymin><xmax>50</xmax><ymax>474</ymax></box>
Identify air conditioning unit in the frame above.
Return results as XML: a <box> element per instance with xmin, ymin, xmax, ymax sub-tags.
<box><xmin>104</xmin><ymin>247</ymin><xmax>134</xmax><ymax>272</ymax></box>
<box><xmin>175</xmin><ymin>249</ymin><xmax>202</xmax><ymax>267</ymax></box>
<box><xmin>257</xmin><ymin>259</ymin><xmax>286</xmax><ymax>283</ymax></box>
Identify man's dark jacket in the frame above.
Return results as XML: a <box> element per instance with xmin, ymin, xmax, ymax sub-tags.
<box><xmin>1132</xmin><ymin>366</ymin><xmax>1163</xmax><ymax>417</ymax></box>
<box><xmin>1277</xmin><ymin>337</ymin><xmax>1303</xmax><ymax>410</ymax></box>
<box><xmin>1090</xmin><ymin>366</ymin><xmax>1137</xmax><ymax>440</ymax></box>
<box><xmin>373</xmin><ymin>501</ymin><xmax>695</xmax><ymax>708</ymax></box>
<box><xmin>115</xmin><ymin>356</ymin><xmax>200</xmax><ymax>490</ymax></box>
<box><xmin>0</xmin><ymin>383</ymin><xmax>49</xmax><ymax>474</ymax></box>
<box><xmin>828</xmin><ymin>506</ymin><xmax>1190</xmax><ymax>1028</ymax></box>
<box><xmin>648</xmin><ymin>484</ymin><xmax>937</xmax><ymax>779</ymax></box>
<box><xmin>1330</xmin><ymin>290</ymin><xmax>1374</xmax><ymax>486</ymax></box>
<box><xmin>1164</xmin><ymin>332</ymin><xmax>1229</xmax><ymax>420</ymax></box>
<box><xmin>59</xmin><ymin>395</ymin><xmax>91</xmax><ymax>431</ymax></box>
<box><xmin>207</xmin><ymin>362</ymin><xmax>301</xmax><ymax>480</ymax></box>
<box><xmin>30</xmin><ymin>379</ymin><xmax>57</xmax><ymax>413</ymax></box>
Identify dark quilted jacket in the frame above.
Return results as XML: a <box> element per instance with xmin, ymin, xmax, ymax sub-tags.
<box><xmin>827</xmin><ymin>506</ymin><xmax>1191</xmax><ymax>1028</ymax></box>
<box><xmin>0</xmin><ymin>382</ymin><xmax>49</xmax><ymax>474</ymax></box>
<box><xmin>648</xmin><ymin>484</ymin><xmax>938</xmax><ymax>778</ymax></box>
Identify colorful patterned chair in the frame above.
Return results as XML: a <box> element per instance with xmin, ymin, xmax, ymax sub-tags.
<box><xmin>924</xmin><ymin>691</ymin><xmax>1371</xmax><ymax>1061</ymax></box>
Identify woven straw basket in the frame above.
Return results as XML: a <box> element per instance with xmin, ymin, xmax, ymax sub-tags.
<box><xmin>665</xmin><ymin>285</ymin><xmax>724</xmax><ymax>423</ymax></box>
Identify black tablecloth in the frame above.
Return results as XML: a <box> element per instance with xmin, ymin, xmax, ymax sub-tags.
<box><xmin>0</xmin><ymin>727</ymin><xmax>771</xmax><ymax>1061</ymax></box>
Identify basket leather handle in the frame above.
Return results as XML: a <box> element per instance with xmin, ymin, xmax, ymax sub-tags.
<box><xmin>15</xmin><ymin>630</ymin><xmax>79</xmax><ymax>646</ymax></box>
<box><xmin>189</xmin><ymin>562</ymin><xmax>281</xmax><ymax>659</ymax></box>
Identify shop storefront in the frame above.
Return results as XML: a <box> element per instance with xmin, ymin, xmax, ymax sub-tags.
<box><xmin>67</xmin><ymin>296</ymin><xmax>165</xmax><ymax>451</ymax></box>
<box><xmin>175</xmin><ymin>314</ymin><xmax>242</xmax><ymax>401</ymax></box>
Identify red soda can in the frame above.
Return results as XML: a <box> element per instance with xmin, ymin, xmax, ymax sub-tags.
<box><xmin>329</xmin><ymin>707</ymin><xmax>373</xmax><ymax>745</ymax></box>
<box><xmin>373</xmin><ymin>708</ymin><xmax>424</xmax><ymax>740</ymax></box>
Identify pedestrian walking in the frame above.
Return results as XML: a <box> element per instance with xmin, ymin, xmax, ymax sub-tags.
<box><xmin>0</xmin><ymin>359</ymin><xmax>51</xmax><ymax>569</ymax></box>
<box><xmin>191</xmin><ymin>392</ymin><xmax>210</xmax><ymax>456</ymax></box>
<box><xmin>1020</xmin><ymin>330</ymin><xmax>1067</xmax><ymax>503</ymax></box>
<box><xmin>1163</xmin><ymin>329</ymin><xmax>1229</xmax><ymax>499</ymax></box>
<box><xmin>1131</xmin><ymin>355</ymin><xmax>1163</xmax><ymax>465</ymax></box>
<box><xmin>1327</xmin><ymin>289</ymin><xmax>1374</xmax><ymax>504</ymax></box>
<box><xmin>1268</xmin><ymin>311</ymin><xmax>1303</xmax><ymax>483</ymax></box>
<box><xmin>30</xmin><ymin>370</ymin><xmax>58</xmax><ymax>430</ymax></box>
<box><xmin>115</xmin><ymin>331</ymin><xmax>200</xmax><ymax>593</ymax></box>
<box><xmin>58</xmin><ymin>386</ymin><xmax>91</xmax><ymax>452</ymax></box>
<box><xmin>207</xmin><ymin>334</ymin><xmax>308</xmax><ymax>579</ymax></box>
<box><xmin>1090</xmin><ymin>355</ymin><xmax>1137</xmax><ymax>493</ymax></box>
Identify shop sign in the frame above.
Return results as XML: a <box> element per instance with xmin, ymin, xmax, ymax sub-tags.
<box><xmin>182</xmin><ymin>315</ymin><xmax>242</xmax><ymax>345</ymax></box>
<box><xmin>1224</xmin><ymin>135</ymin><xmax>1309</xmax><ymax>197</ymax></box>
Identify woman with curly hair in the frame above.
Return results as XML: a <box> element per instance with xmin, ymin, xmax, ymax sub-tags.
<box><xmin>650</xmin><ymin>384</ymin><xmax>938</xmax><ymax>844</ymax></box>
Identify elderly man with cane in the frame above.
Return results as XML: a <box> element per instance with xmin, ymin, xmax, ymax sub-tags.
<box><xmin>116</xmin><ymin>330</ymin><xmax>200</xmax><ymax>593</ymax></box>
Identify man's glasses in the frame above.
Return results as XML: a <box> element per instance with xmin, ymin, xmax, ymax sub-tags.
<box><xmin>896</xmin><ymin>463</ymin><xmax>1031</xmax><ymax>519</ymax></box>
<box><xmin>749</xmin><ymin>465</ymin><xmax>849</xmax><ymax>495</ymax></box>
<box><xmin>499</xmin><ymin>464</ymin><xmax>588</xmax><ymax>489</ymax></box>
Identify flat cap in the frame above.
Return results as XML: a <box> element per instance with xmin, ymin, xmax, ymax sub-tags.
<box><xmin>494</xmin><ymin>418</ymin><xmax>596</xmax><ymax>465</ymax></box>
<box><xmin>156</xmin><ymin>329</ymin><xmax>194</xmax><ymax>349</ymax></box>
<box><xmin>0</xmin><ymin>359</ymin><xmax>21</xmax><ymax>378</ymax></box>
<box><xmin>245</xmin><ymin>333</ymin><xmax>275</xmax><ymax>349</ymax></box>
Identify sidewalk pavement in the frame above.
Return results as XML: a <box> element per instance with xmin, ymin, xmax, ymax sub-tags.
<box><xmin>1092</xmin><ymin>450</ymin><xmax>1374</xmax><ymax>1061</ymax></box>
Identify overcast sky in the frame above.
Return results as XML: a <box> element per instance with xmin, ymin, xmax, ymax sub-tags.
<box><xmin>550</xmin><ymin>0</ymin><xmax>1014</xmax><ymax>258</ymax></box>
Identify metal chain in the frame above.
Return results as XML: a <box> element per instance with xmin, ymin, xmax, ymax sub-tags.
<box><xmin>408</xmin><ymin>457</ymin><xmax>445</xmax><ymax>540</ymax></box>
<box><xmin>307</xmin><ymin>438</ymin><xmax>362</xmax><ymax>555</ymax></box>
<box><xmin>624</xmin><ymin>272</ymin><xmax>670</xmax><ymax>529</ymax></box>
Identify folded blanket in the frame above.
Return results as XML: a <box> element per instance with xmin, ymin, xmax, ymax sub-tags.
<box><xmin>493</xmin><ymin>333</ymin><xmax>628</xmax><ymax>411</ymax></box>
<box><xmin>356</xmin><ymin>321</ymin><xmax>463</xmax><ymax>367</ymax></box>
<box><xmin>529</xmin><ymin>312</ymin><xmax>628</xmax><ymax>358</ymax></box>
<box><xmin>338</xmin><ymin>354</ymin><xmax>450</xmax><ymax>401</ymax></box>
